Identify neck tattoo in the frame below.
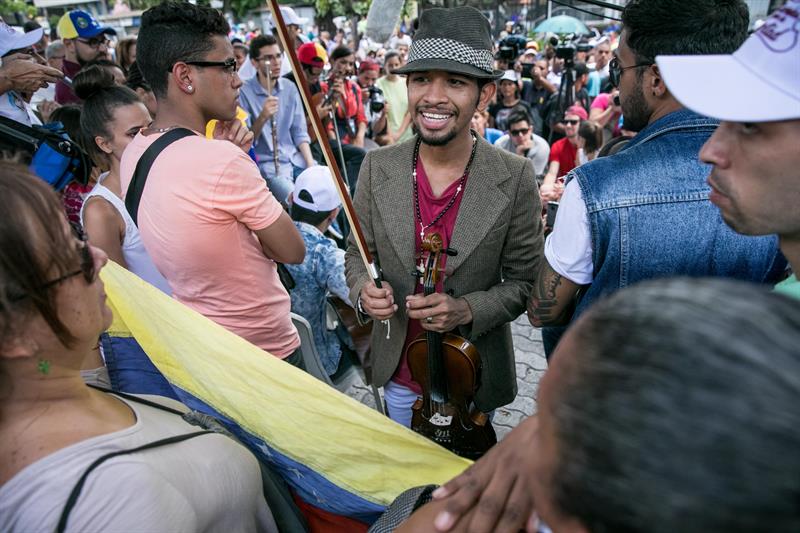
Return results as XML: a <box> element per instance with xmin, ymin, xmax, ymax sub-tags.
<box><xmin>412</xmin><ymin>131</ymin><xmax>478</xmax><ymax>241</ymax></box>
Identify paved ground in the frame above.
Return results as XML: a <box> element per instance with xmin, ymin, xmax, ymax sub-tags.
<box><xmin>344</xmin><ymin>314</ymin><xmax>548</xmax><ymax>440</ymax></box>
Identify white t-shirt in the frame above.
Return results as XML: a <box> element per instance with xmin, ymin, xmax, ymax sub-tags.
<box><xmin>0</xmin><ymin>395</ymin><xmax>278</xmax><ymax>533</ymax></box>
<box><xmin>544</xmin><ymin>178</ymin><xmax>594</xmax><ymax>284</ymax></box>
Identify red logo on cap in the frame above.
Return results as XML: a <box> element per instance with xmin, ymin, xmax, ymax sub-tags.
<box><xmin>756</xmin><ymin>5</ymin><xmax>800</xmax><ymax>53</ymax></box>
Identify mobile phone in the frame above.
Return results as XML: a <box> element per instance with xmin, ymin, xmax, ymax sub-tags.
<box><xmin>521</xmin><ymin>63</ymin><xmax>534</xmax><ymax>79</ymax></box>
<box><xmin>546</xmin><ymin>201</ymin><xmax>559</xmax><ymax>228</ymax></box>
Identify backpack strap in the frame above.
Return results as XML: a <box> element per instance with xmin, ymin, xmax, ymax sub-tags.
<box><xmin>125</xmin><ymin>128</ymin><xmax>196</xmax><ymax>225</ymax></box>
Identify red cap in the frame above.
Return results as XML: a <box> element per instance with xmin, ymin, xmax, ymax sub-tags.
<box><xmin>358</xmin><ymin>59</ymin><xmax>380</xmax><ymax>74</ymax></box>
<box><xmin>298</xmin><ymin>42</ymin><xmax>327</xmax><ymax>67</ymax></box>
<box><xmin>565</xmin><ymin>105</ymin><xmax>588</xmax><ymax>121</ymax></box>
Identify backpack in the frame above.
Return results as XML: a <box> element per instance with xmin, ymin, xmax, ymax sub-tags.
<box><xmin>0</xmin><ymin>115</ymin><xmax>91</xmax><ymax>191</ymax></box>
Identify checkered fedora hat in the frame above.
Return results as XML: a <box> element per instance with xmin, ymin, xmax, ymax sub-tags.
<box><xmin>394</xmin><ymin>6</ymin><xmax>502</xmax><ymax>80</ymax></box>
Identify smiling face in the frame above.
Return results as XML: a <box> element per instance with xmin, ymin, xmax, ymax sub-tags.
<box><xmin>407</xmin><ymin>70</ymin><xmax>495</xmax><ymax>147</ymax></box>
<box><xmin>700</xmin><ymin>119</ymin><xmax>800</xmax><ymax>239</ymax></box>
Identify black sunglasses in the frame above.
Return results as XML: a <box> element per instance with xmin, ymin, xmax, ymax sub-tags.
<box><xmin>562</xmin><ymin>119</ymin><xmax>580</xmax><ymax>125</ymax></box>
<box><xmin>168</xmin><ymin>58</ymin><xmax>238</xmax><ymax>74</ymax></box>
<box><xmin>41</xmin><ymin>223</ymin><xmax>96</xmax><ymax>289</ymax></box>
<box><xmin>608</xmin><ymin>57</ymin><xmax>653</xmax><ymax>88</ymax></box>
<box><xmin>509</xmin><ymin>127</ymin><xmax>530</xmax><ymax>136</ymax></box>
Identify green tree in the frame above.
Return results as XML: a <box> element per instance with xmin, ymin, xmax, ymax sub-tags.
<box><xmin>0</xmin><ymin>0</ymin><xmax>37</xmax><ymax>24</ymax></box>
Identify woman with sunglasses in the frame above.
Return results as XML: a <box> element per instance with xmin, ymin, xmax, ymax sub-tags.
<box><xmin>75</xmin><ymin>66</ymin><xmax>171</xmax><ymax>294</ymax></box>
<box><xmin>0</xmin><ymin>163</ymin><xmax>277</xmax><ymax>531</ymax></box>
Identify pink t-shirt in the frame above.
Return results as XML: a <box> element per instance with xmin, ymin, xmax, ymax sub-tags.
<box><xmin>120</xmin><ymin>132</ymin><xmax>300</xmax><ymax>357</ymax></box>
<box><xmin>591</xmin><ymin>93</ymin><xmax>622</xmax><ymax>137</ymax></box>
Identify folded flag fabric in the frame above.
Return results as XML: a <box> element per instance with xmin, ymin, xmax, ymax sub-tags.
<box><xmin>100</xmin><ymin>262</ymin><xmax>470</xmax><ymax>524</ymax></box>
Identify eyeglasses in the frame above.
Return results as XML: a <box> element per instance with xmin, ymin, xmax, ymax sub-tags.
<box><xmin>254</xmin><ymin>53</ymin><xmax>282</xmax><ymax>64</ymax></box>
<box><xmin>562</xmin><ymin>119</ymin><xmax>580</xmax><ymax>125</ymax></box>
<box><xmin>608</xmin><ymin>57</ymin><xmax>652</xmax><ymax>88</ymax></box>
<box><xmin>77</xmin><ymin>37</ymin><xmax>110</xmax><ymax>49</ymax></box>
<box><xmin>169</xmin><ymin>58</ymin><xmax>238</xmax><ymax>74</ymax></box>
<box><xmin>40</xmin><ymin>224</ymin><xmax>96</xmax><ymax>290</ymax></box>
<box><xmin>509</xmin><ymin>127</ymin><xmax>530</xmax><ymax>137</ymax></box>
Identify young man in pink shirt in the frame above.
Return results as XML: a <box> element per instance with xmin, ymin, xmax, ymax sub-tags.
<box><xmin>120</xmin><ymin>2</ymin><xmax>305</xmax><ymax>365</ymax></box>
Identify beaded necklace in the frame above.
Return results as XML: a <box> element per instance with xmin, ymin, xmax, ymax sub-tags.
<box><xmin>412</xmin><ymin>131</ymin><xmax>477</xmax><ymax>241</ymax></box>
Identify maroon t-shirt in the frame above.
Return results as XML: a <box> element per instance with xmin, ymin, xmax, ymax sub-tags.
<box><xmin>392</xmin><ymin>156</ymin><xmax>467</xmax><ymax>394</ymax></box>
<box><xmin>55</xmin><ymin>59</ymin><xmax>82</xmax><ymax>105</ymax></box>
<box><xmin>548</xmin><ymin>136</ymin><xmax>578</xmax><ymax>177</ymax></box>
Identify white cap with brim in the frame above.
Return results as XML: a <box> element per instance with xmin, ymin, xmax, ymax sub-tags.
<box><xmin>293</xmin><ymin>166</ymin><xmax>341</xmax><ymax>212</ymax></box>
<box><xmin>0</xmin><ymin>22</ymin><xmax>43</xmax><ymax>57</ymax></box>
<box><xmin>657</xmin><ymin>0</ymin><xmax>800</xmax><ymax>123</ymax></box>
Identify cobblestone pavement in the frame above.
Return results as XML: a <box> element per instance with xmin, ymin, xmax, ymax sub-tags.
<box><xmin>344</xmin><ymin>314</ymin><xmax>548</xmax><ymax>440</ymax></box>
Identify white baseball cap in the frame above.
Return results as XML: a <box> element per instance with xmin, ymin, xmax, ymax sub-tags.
<box><xmin>293</xmin><ymin>166</ymin><xmax>341</xmax><ymax>212</ymax></box>
<box><xmin>499</xmin><ymin>69</ymin><xmax>520</xmax><ymax>83</ymax></box>
<box><xmin>657</xmin><ymin>0</ymin><xmax>800</xmax><ymax>122</ymax></box>
<box><xmin>0</xmin><ymin>21</ymin><xmax>43</xmax><ymax>57</ymax></box>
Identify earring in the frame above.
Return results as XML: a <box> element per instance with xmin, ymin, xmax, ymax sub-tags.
<box><xmin>37</xmin><ymin>359</ymin><xmax>50</xmax><ymax>375</ymax></box>
<box><xmin>187</xmin><ymin>85</ymin><xmax>193</xmax><ymax>92</ymax></box>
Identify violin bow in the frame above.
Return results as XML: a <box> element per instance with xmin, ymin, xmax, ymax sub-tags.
<box><xmin>267</xmin><ymin>0</ymin><xmax>384</xmax><ymax>290</ymax></box>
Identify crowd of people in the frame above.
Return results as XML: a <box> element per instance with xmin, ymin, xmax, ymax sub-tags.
<box><xmin>0</xmin><ymin>0</ymin><xmax>799</xmax><ymax>531</ymax></box>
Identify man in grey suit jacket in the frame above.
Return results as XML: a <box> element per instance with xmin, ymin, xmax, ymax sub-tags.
<box><xmin>344</xmin><ymin>6</ymin><xmax>543</xmax><ymax>428</ymax></box>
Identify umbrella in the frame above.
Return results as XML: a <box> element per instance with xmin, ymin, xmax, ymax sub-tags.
<box><xmin>534</xmin><ymin>15</ymin><xmax>590</xmax><ymax>35</ymax></box>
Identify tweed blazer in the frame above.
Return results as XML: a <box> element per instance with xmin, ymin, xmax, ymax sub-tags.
<box><xmin>345</xmin><ymin>135</ymin><xmax>543</xmax><ymax>411</ymax></box>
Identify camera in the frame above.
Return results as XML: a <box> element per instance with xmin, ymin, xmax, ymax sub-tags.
<box><xmin>497</xmin><ymin>35</ymin><xmax>527</xmax><ymax>62</ymax></box>
<box><xmin>368</xmin><ymin>86</ymin><xmax>385</xmax><ymax>114</ymax></box>
<box><xmin>550</xmin><ymin>35</ymin><xmax>579</xmax><ymax>67</ymax></box>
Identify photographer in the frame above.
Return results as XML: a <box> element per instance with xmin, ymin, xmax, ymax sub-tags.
<box><xmin>541</xmin><ymin>61</ymin><xmax>591</xmax><ymax>143</ymax></box>
<box><xmin>519</xmin><ymin>50</ymin><xmax>555</xmax><ymax>135</ymax></box>
<box><xmin>356</xmin><ymin>59</ymin><xmax>388</xmax><ymax>145</ymax></box>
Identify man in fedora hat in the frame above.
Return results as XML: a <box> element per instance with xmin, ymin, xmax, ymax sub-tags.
<box><xmin>344</xmin><ymin>6</ymin><xmax>543</xmax><ymax>428</ymax></box>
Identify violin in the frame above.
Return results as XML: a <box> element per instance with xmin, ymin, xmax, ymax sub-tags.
<box><xmin>405</xmin><ymin>233</ymin><xmax>496</xmax><ymax>460</ymax></box>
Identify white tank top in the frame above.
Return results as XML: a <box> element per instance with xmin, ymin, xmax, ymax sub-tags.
<box><xmin>80</xmin><ymin>173</ymin><xmax>172</xmax><ymax>295</ymax></box>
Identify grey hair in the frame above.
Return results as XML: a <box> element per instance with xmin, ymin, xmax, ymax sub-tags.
<box><xmin>550</xmin><ymin>277</ymin><xmax>800</xmax><ymax>533</ymax></box>
<box><xmin>45</xmin><ymin>40</ymin><xmax>65</xmax><ymax>61</ymax></box>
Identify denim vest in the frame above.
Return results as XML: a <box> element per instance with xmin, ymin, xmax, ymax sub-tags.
<box><xmin>569</xmin><ymin>109</ymin><xmax>785</xmax><ymax>318</ymax></box>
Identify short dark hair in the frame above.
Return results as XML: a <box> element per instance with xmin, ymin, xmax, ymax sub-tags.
<box><xmin>290</xmin><ymin>189</ymin><xmax>334</xmax><ymax>226</ymax></box>
<box><xmin>550</xmin><ymin>277</ymin><xmax>800</xmax><ymax>533</ymax></box>
<box><xmin>330</xmin><ymin>45</ymin><xmax>353</xmax><ymax>63</ymax></box>
<box><xmin>622</xmin><ymin>0</ymin><xmax>749</xmax><ymax>63</ymax></box>
<box><xmin>249</xmin><ymin>34</ymin><xmax>277</xmax><ymax>60</ymax></box>
<box><xmin>384</xmin><ymin>50</ymin><xmax>400</xmax><ymax>64</ymax></box>
<box><xmin>506</xmin><ymin>108</ymin><xmax>531</xmax><ymax>130</ymax></box>
<box><xmin>137</xmin><ymin>1</ymin><xmax>230</xmax><ymax>98</ymax></box>
<box><xmin>74</xmin><ymin>65</ymin><xmax>142</xmax><ymax>165</ymax></box>
<box><xmin>578</xmin><ymin>120</ymin><xmax>603</xmax><ymax>153</ymax></box>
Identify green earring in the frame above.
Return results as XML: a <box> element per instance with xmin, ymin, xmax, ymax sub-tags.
<box><xmin>37</xmin><ymin>359</ymin><xmax>50</xmax><ymax>375</ymax></box>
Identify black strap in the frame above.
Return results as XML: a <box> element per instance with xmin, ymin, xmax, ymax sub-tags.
<box><xmin>125</xmin><ymin>128</ymin><xmax>196</xmax><ymax>225</ymax></box>
<box><xmin>56</xmin><ymin>429</ymin><xmax>212</xmax><ymax>533</ymax></box>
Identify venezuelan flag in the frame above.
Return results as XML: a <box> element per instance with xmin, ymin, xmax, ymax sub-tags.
<box><xmin>101</xmin><ymin>262</ymin><xmax>469</xmax><ymax>527</ymax></box>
